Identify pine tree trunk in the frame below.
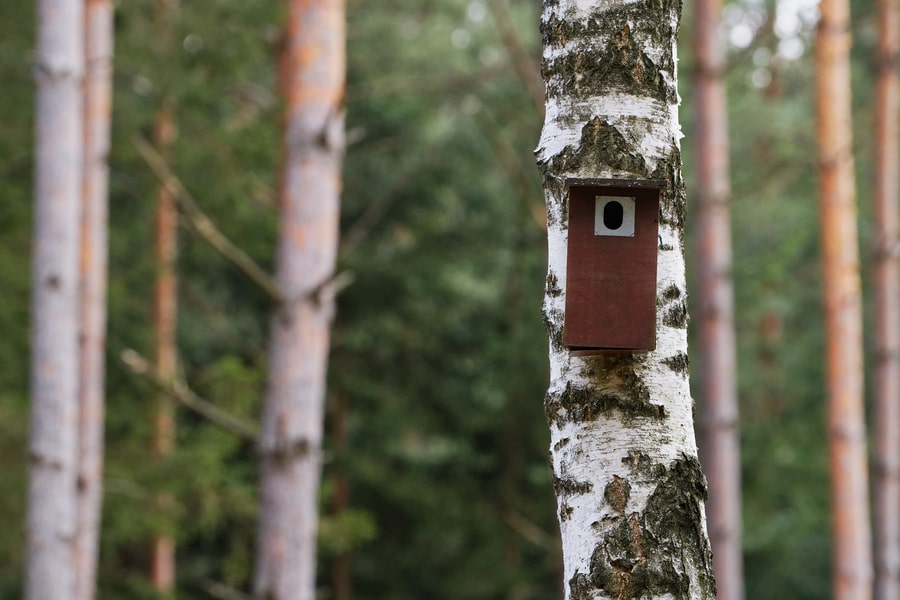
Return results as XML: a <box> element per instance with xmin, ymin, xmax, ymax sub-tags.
<box><xmin>692</xmin><ymin>0</ymin><xmax>743</xmax><ymax>596</ymax></box>
<box><xmin>331</xmin><ymin>392</ymin><xmax>352</xmax><ymax>600</ymax></box>
<box><xmin>151</xmin><ymin>0</ymin><xmax>179</xmax><ymax>590</ymax></box>
<box><xmin>815</xmin><ymin>0</ymin><xmax>873</xmax><ymax>596</ymax></box>
<box><xmin>253</xmin><ymin>0</ymin><xmax>344</xmax><ymax>598</ymax></box>
<box><xmin>75</xmin><ymin>1</ymin><xmax>113</xmax><ymax>598</ymax></box>
<box><xmin>536</xmin><ymin>2</ymin><xmax>715</xmax><ymax>599</ymax></box>
<box><xmin>26</xmin><ymin>1</ymin><xmax>85</xmax><ymax>598</ymax></box>
<box><xmin>151</xmin><ymin>94</ymin><xmax>178</xmax><ymax>595</ymax></box>
<box><xmin>873</xmin><ymin>0</ymin><xmax>900</xmax><ymax>595</ymax></box>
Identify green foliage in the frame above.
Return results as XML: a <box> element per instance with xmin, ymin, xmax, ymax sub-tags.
<box><xmin>0</xmin><ymin>0</ymin><xmax>890</xmax><ymax>597</ymax></box>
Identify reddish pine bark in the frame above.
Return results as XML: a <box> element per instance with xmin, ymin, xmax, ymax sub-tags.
<box><xmin>151</xmin><ymin>95</ymin><xmax>178</xmax><ymax>593</ymax></box>
<box><xmin>26</xmin><ymin>1</ymin><xmax>85</xmax><ymax>598</ymax></box>
<box><xmin>75</xmin><ymin>1</ymin><xmax>113</xmax><ymax>599</ymax></box>
<box><xmin>151</xmin><ymin>0</ymin><xmax>179</xmax><ymax>589</ymax></box>
<box><xmin>873</xmin><ymin>0</ymin><xmax>900</xmax><ymax>595</ymax></box>
<box><xmin>254</xmin><ymin>0</ymin><xmax>345</xmax><ymax>597</ymax></box>
<box><xmin>815</xmin><ymin>0</ymin><xmax>873</xmax><ymax>596</ymax></box>
<box><xmin>692</xmin><ymin>0</ymin><xmax>743</xmax><ymax>597</ymax></box>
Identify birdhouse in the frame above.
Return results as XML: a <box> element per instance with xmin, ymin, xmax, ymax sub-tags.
<box><xmin>563</xmin><ymin>179</ymin><xmax>664</xmax><ymax>354</ymax></box>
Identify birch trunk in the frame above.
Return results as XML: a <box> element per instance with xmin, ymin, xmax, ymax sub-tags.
<box><xmin>253</xmin><ymin>0</ymin><xmax>344</xmax><ymax>598</ymax></box>
<box><xmin>691</xmin><ymin>0</ymin><xmax>743</xmax><ymax>596</ymax></box>
<box><xmin>536</xmin><ymin>1</ymin><xmax>715</xmax><ymax>598</ymax></box>
<box><xmin>75</xmin><ymin>1</ymin><xmax>113</xmax><ymax>598</ymax></box>
<box><xmin>815</xmin><ymin>0</ymin><xmax>873</xmax><ymax>596</ymax></box>
<box><xmin>872</xmin><ymin>0</ymin><xmax>900</xmax><ymax>594</ymax></box>
<box><xmin>26</xmin><ymin>0</ymin><xmax>85</xmax><ymax>598</ymax></box>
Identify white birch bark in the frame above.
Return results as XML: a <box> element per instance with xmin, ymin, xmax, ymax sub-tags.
<box><xmin>27</xmin><ymin>0</ymin><xmax>85</xmax><ymax>598</ymax></box>
<box><xmin>254</xmin><ymin>1</ymin><xmax>344</xmax><ymax>599</ymax></box>
<box><xmin>536</xmin><ymin>1</ymin><xmax>715</xmax><ymax>598</ymax></box>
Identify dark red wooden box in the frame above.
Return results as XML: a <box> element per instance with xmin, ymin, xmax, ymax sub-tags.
<box><xmin>564</xmin><ymin>179</ymin><xmax>663</xmax><ymax>353</ymax></box>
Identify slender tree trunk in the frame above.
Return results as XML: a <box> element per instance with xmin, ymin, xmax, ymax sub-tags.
<box><xmin>75</xmin><ymin>1</ymin><xmax>113</xmax><ymax>599</ymax></box>
<box><xmin>151</xmin><ymin>0</ymin><xmax>179</xmax><ymax>590</ymax></box>
<box><xmin>692</xmin><ymin>0</ymin><xmax>743</xmax><ymax>597</ymax></box>
<box><xmin>151</xmin><ymin>94</ymin><xmax>178</xmax><ymax>593</ymax></box>
<box><xmin>536</xmin><ymin>2</ymin><xmax>715</xmax><ymax>599</ymax></box>
<box><xmin>815</xmin><ymin>0</ymin><xmax>873</xmax><ymax>597</ymax></box>
<box><xmin>487</xmin><ymin>0</ymin><xmax>544</xmax><ymax>116</ymax></box>
<box><xmin>331</xmin><ymin>392</ymin><xmax>352</xmax><ymax>600</ymax></box>
<box><xmin>253</xmin><ymin>0</ymin><xmax>344</xmax><ymax>598</ymax></box>
<box><xmin>26</xmin><ymin>1</ymin><xmax>85</xmax><ymax>598</ymax></box>
<box><xmin>873</xmin><ymin>0</ymin><xmax>900</xmax><ymax>595</ymax></box>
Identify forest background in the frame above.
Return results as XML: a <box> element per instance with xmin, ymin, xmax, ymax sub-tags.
<box><xmin>0</xmin><ymin>0</ymin><xmax>876</xmax><ymax>597</ymax></box>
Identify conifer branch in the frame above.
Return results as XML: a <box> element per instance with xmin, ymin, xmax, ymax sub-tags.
<box><xmin>120</xmin><ymin>348</ymin><xmax>259</xmax><ymax>441</ymax></box>
<box><xmin>134</xmin><ymin>135</ymin><xmax>286</xmax><ymax>304</ymax></box>
<box><xmin>487</xmin><ymin>0</ymin><xmax>544</xmax><ymax>116</ymax></box>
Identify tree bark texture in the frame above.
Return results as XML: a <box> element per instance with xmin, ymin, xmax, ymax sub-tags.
<box><xmin>873</xmin><ymin>0</ymin><xmax>900</xmax><ymax>595</ymax></box>
<box><xmin>151</xmin><ymin>0</ymin><xmax>179</xmax><ymax>590</ymax></box>
<box><xmin>815</xmin><ymin>0</ymin><xmax>873</xmax><ymax>597</ymax></box>
<box><xmin>26</xmin><ymin>1</ymin><xmax>85</xmax><ymax>598</ymax></box>
<box><xmin>253</xmin><ymin>0</ymin><xmax>344</xmax><ymax>598</ymax></box>
<box><xmin>536</xmin><ymin>2</ymin><xmax>715</xmax><ymax>599</ymax></box>
<box><xmin>691</xmin><ymin>0</ymin><xmax>743</xmax><ymax>597</ymax></box>
<box><xmin>151</xmin><ymin>87</ymin><xmax>178</xmax><ymax>599</ymax></box>
<box><xmin>75</xmin><ymin>1</ymin><xmax>113</xmax><ymax>599</ymax></box>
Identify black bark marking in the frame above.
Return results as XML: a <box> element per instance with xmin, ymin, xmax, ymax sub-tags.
<box><xmin>546</xmin><ymin>271</ymin><xmax>562</xmax><ymax>298</ymax></box>
<box><xmin>545</xmin><ymin>379</ymin><xmax>664</xmax><ymax>427</ymax></box>
<box><xmin>622</xmin><ymin>449</ymin><xmax>666</xmax><ymax>479</ymax></box>
<box><xmin>599</xmin><ymin>23</ymin><xmax>668</xmax><ymax>99</ymax></box>
<box><xmin>553</xmin><ymin>437</ymin><xmax>572</xmax><ymax>452</ymax></box>
<box><xmin>264</xmin><ymin>437</ymin><xmax>313</xmax><ymax>467</ymax></box>
<box><xmin>658</xmin><ymin>283</ymin><xmax>681</xmax><ymax>305</ymax></box>
<box><xmin>560</xmin><ymin>500</ymin><xmax>575</xmax><ymax>522</ymax></box>
<box><xmin>572</xmin><ymin>455</ymin><xmax>716</xmax><ymax>599</ymax></box>
<box><xmin>663</xmin><ymin>352</ymin><xmax>690</xmax><ymax>375</ymax></box>
<box><xmin>604</xmin><ymin>475</ymin><xmax>631</xmax><ymax>513</ymax></box>
<box><xmin>663</xmin><ymin>299</ymin><xmax>688</xmax><ymax>329</ymax></box>
<box><xmin>581</xmin><ymin>118</ymin><xmax>649</xmax><ymax>176</ymax></box>
<box><xmin>554</xmin><ymin>476</ymin><xmax>593</xmax><ymax>496</ymax></box>
<box><xmin>542</xmin><ymin>304</ymin><xmax>565</xmax><ymax>351</ymax></box>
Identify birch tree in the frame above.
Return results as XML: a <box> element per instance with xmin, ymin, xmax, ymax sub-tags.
<box><xmin>26</xmin><ymin>0</ymin><xmax>84</xmax><ymax>597</ymax></box>
<box><xmin>692</xmin><ymin>0</ymin><xmax>743</xmax><ymax>595</ymax></box>
<box><xmin>872</xmin><ymin>0</ymin><xmax>900</xmax><ymax>595</ymax></box>
<box><xmin>75</xmin><ymin>1</ymin><xmax>114</xmax><ymax>598</ymax></box>
<box><xmin>536</xmin><ymin>1</ymin><xmax>715</xmax><ymax>598</ymax></box>
<box><xmin>254</xmin><ymin>0</ymin><xmax>344</xmax><ymax>598</ymax></box>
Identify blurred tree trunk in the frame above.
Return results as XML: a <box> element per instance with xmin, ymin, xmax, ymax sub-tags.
<box><xmin>75</xmin><ymin>1</ymin><xmax>113</xmax><ymax>599</ymax></box>
<box><xmin>151</xmin><ymin>0</ymin><xmax>179</xmax><ymax>591</ymax></box>
<box><xmin>815</xmin><ymin>0</ymin><xmax>873</xmax><ymax>597</ymax></box>
<box><xmin>26</xmin><ymin>0</ymin><xmax>85</xmax><ymax>598</ymax></box>
<box><xmin>331</xmin><ymin>391</ymin><xmax>352</xmax><ymax>600</ymax></box>
<box><xmin>487</xmin><ymin>0</ymin><xmax>543</xmax><ymax>116</ymax></box>
<box><xmin>536</xmin><ymin>2</ymin><xmax>715</xmax><ymax>599</ymax></box>
<box><xmin>873</xmin><ymin>0</ymin><xmax>900</xmax><ymax>595</ymax></box>
<box><xmin>692</xmin><ymin>0</ymin><xmax>743</xmax><ymax>597</ymax></box>
<box><xmin>253</xmin><ymin>0</ymin><xmax>344</xmax><ymax>598</ymax></box>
